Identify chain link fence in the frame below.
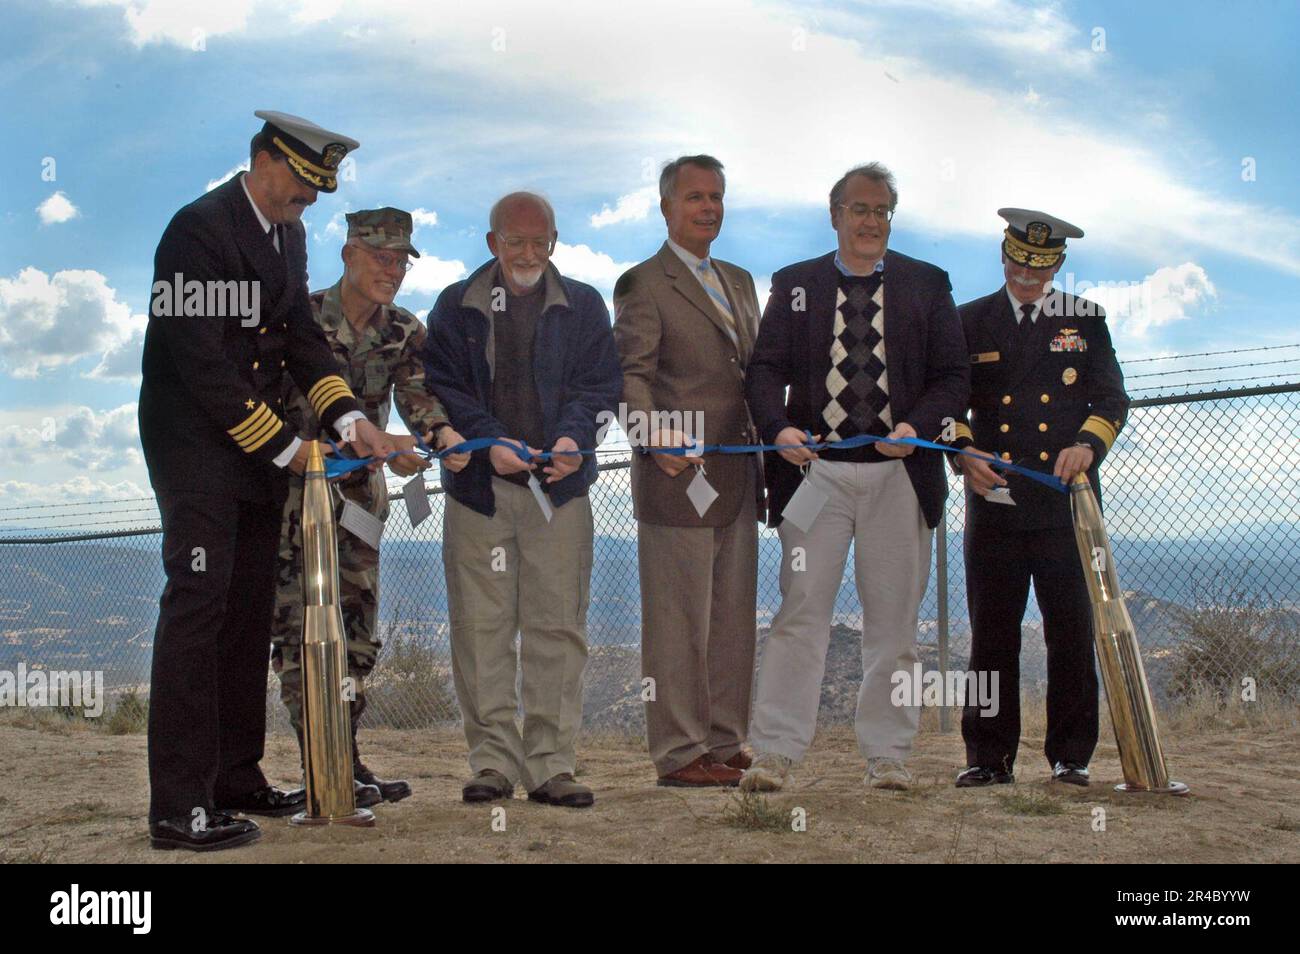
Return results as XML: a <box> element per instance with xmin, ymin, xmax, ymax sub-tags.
<box><xmin>2</xmin><ymin>385</ymin><xmax>1298</xmax><ymax>735</ymax></box>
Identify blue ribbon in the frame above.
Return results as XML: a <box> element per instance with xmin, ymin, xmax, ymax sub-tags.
<box><xmin>321</xmin><ymin>433</ymin><xmax>1067</xmax><ymax>492</ymax></box>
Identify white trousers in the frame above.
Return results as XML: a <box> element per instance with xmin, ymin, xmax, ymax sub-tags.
<box><xmin>748</xmin><ymin>459</ymin><xmax>932</xmax><ymax>762</ymax></box>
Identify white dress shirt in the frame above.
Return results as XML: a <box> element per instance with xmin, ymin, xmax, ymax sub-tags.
<box><xmin>1006</xmin><ymin>286</ymin><xmax>1049</xmax><ymax>324</ymax></box>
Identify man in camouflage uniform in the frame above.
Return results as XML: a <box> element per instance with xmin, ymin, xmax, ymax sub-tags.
<box><xmin>271</xmin><ymin>207</ymin><xmax>470</xmax><ymax>804</ymax></box>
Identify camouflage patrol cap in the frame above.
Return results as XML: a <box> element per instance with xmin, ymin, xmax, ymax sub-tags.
<box><xmin>346</xmin><ymin>207</ymin><xmax>421</xmax><ymax>258</ymax></box>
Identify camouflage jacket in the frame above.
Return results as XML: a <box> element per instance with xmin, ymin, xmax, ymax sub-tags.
<box><xmin>283</xmin><ymin>280</ymin><xmax>449</xmax><ymax>441</ymax></box>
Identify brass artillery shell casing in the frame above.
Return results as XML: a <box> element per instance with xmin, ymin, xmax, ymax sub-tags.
<box><xmin>290</xmin><ymin>440</ymin><xmax>376</xmax><ymax>827</ymax></box>
<box><xmin>1069</xmin><ymin>473</ymin><xmax>1188</xmax><ymax>795</ymax></box>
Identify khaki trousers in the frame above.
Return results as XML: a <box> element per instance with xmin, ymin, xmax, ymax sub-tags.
<box><xmin>638</xmin><ymin>467</ymin><xmax>758</xmax><ymax>775</ymax></box>
<box><xmin>749</xmin><ymin>460</ymin><xmax>931</xmax><ymax>762</ymax></box>
<box><xmin>444</xmin><ymin>478</ymin><xmax>593</xmax><ymax>790</ymax></box>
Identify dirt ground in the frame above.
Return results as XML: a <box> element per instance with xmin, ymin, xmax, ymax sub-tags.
<box><xmin>2</xmin><ymin>705</ymin><xmax>1298</xmax><ymax>864</ymax></box>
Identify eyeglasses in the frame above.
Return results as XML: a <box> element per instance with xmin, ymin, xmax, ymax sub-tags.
<box><xmin>837</xmin><ymin>203</ymin><xmax>895</xmax><ymax>223</ymax></box>
<box><xmin>498</xmin><ymin>235</ymin><xmax>554</xmax><ymax>254</ymax></box>
<box><xmin>359</xmin><ymin>244</ymin><xmax>413</xmax><ymax>272</ymax></box>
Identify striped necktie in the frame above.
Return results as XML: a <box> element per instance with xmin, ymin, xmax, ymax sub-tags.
<box><xmin>695</xmin><ymin>259</ymin><xmax>737</xmax><ymax>336</ymax></box>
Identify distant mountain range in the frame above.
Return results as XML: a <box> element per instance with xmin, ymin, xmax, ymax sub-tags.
<box><xmin>2</xmin><ymin>531</ymin><xmax>1296</xmax><ymax>725</ymax></box>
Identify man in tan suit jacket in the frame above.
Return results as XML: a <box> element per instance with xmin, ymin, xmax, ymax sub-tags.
<box><xmin>612</xmin><ymin>155</ymin><xmax>764</xmax><ymax>786</ymax></box>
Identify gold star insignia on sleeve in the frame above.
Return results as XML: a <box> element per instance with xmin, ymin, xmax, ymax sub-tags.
<box><xmin>245</xmin><ymin>399</ymin><xmax>256</xmax><ymax>409</ymax></box>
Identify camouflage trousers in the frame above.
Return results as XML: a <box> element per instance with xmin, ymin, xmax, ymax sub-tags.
<box><xmin>270</xmin><ymin>469</ymin><xmax>389</xmax><ymax>739</ymax></box>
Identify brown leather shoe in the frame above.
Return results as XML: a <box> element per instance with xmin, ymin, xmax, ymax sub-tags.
<box><xmin>657</xmin><ymin>755</ymin><xmax>742</xmax><ymax>788</ymax></box>
<box><xmin>722</xmin><ymin>751</ymin><xmax>752</xmax><ymax>770</ymax></box>
<box><xmin>462</xmin><ymin>769</ymin><xmax>514</xmax><ymax>803</ymax></box>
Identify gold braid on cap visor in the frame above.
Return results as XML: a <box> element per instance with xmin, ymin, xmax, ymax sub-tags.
<box><xmin>273</xmin><ymin>136</ymin><xmax>337</xmax><ymax>190</ymax></box>
<box><xmin>1003</xmin><ymin>228</ymin><xmax>1064</xmax><ymax>268</ymax></box>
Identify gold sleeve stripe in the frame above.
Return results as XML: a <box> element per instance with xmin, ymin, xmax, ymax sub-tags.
<box><xmin>307</xmin><ymin>375</ymin><xmax>348</xmax><ymax>404</ymax></box>
<box><xmin>309</xmin><ymin>383</ymin><xmax>353</xmax><ymax>416</ymax></box>
<box><xmin>953</xmin><ymin>422</ymin><xmax>973</xmax><ymax>442</ymax></box>
<box><xmin>307</xmin><ymin>375</ymin><xmax>354</xmax><ymax>408</ymax></box>
<box><xmin>1080</xmin><ymin>415</ymin><xmax>1118</xmax><ymax>450</ymax></box>
<box><xmin>238</xmin><ymin>416</ymin><xmax>283</xmax><ymax>453</ymax></box>
<box><xmin>228</xmin><ymin>404</ymin><xmax>275</xmax><ymax>441</ymax></box>
<box><xmin>310</xmin><ymin>380</ymin><xmax>351</xmax><ymax>405</ymax></box>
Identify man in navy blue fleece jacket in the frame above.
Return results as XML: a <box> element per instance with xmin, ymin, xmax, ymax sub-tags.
<box><xmin>422</xmin><ymin>192</ymin><xmax>622</xmax><ymax>809</ymax></box>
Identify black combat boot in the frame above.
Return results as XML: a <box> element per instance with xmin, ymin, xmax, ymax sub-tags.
<box><xmin>294</xmin><ymin>720</ymin><xmax>382</xmax><ymax>809</ymax></box>
<box><xmin>351</xmin><ymin>699</ymin><xmax>412</xmax><ymax>803</ymax></box>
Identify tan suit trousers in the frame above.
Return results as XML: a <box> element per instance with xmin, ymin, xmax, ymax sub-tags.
<box><xmin>638</xmin><ymin>465</ymin><xmax>758</xmax><ymax>774</ymax></box>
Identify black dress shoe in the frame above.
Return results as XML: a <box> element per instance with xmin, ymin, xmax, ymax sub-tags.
<box><xmin>150</xmin><ymin>811</ymin><xmax>260</xmax><ymax>852</ymax></box>
<box><xmin>356</xmin><ymin>763</ymin><xmax>412</xmax><ymax>803</ymax></box>
<box><xmin>218</xmin><ymin>785</ymin><xmax>307</xmax><ymax>817</ymax></box>
<box><xmin>1052</xmin><ymin>761</ymin><xmax>1090</xmax><ymax>786</ymax></box>
<box><xmin>956</xmin><ymin>765</ymin><xmax>1015</xmax><ymax>787</ymax></box>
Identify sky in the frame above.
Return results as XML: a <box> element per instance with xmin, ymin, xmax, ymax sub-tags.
<box><xmin>2</xmin><ymin>0</ymin><xmax>1298</xmax><ymax>508</ymax></box>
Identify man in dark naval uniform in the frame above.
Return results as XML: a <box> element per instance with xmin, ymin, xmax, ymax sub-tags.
<box><xmin>138</xmin><ymin>111</ymin><xmax>402</xmax><ymax>850</ymax></box>
<box><xmin>949</xmin><ymin>208</ymin><xmax>1129</xmax><ymax>789</ymax></box>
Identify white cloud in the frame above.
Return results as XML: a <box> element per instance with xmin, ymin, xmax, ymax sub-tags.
<box><xmin>550</xmin><ymin>242</ymin><xmax>638</xmax><ymax>290</ymax></box>
<box><xmin>1079</xmin><ymin>263</ymin><xmax>1217</xmax><ymax>341</ymax></box>
<box><xmin>0</xmin><ymin>268</ymin><xmax>140</xmax><ymax>378</ymax></box>
<box><xmin>78</xmin><ymin>0</ymin><xmax>256</xmax><ymax>47</ymax></box>
<box><xmin>0</xmin><ymin>404</ymin><xmax>140</xmax><ymax>473</ymax></box>
<box><xmin>37</xmin><ymin>192</ymin><xmax>80</xmax><ymax>225</ymax></box>
<box><xmin>314</xmin><ymin>208</ymin><xmax>349</xmax><ymax>243</ymax></box>
<box><xmin>364</xmin><ymin>0</ymin><xmax>1299</xmax><ymax>278</ymax></box>
<box><xmin>75</xmin><ymin>0</ymin><xmax>1300</xmax><ymax>278</ymax></box>
<box><xmin>206</xmin><ymin>161</ymin><xmax>249</xmax><ymax>192</ymax></box>
<box><xmin>957</xmin><ymin>0</ymin><xmax>1093</xmax><ymax>66</ymax></box>
<box><xmin>410</xmin><ymin>208</ymin><xmax>439</xmax><ymax>231</ymax></box>
<box><xmin>292</xmin><ymin>0</ymin><xmax>343</xmax><ymax>24</ymax></box>
<box><xmin>400</xmin><ymin>255</ymin><xmax>467</xmax><ymax>297</ymax></box>
<box><xmin>87</xmin><ymin>326</ymin><xmax>146</xmax><ymax>382</ymax></box>
<box><xmin>0</xmin><ymin>476</ymin><xmax>150</xmax><ymax>505</ymax></box>
<box><xmin>590</xmin><ymin>187</ymin><xmax>657</xmax><ymax>228</ymax></box>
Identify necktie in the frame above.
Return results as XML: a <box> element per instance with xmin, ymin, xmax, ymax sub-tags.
<box><xmin>274</xmin><ymin>224</ymin><xmax>284</xmax><ymax>255</ymax></box>
<box><xmin>695</xmin><ymin>259</ymin><xmax>737</xmax><ymax>338</ymax></box>
<box><xmin>1019</xmin><ymin>302</ymin><xmax>1035</xmax><ymax>328</ymax></box>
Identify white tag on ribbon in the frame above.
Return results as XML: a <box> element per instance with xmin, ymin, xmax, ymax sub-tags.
<box><xmin>402</xmin><ymin>472</ymin><xmax>432</xmax><ymax>527</ymax></box>
<box><xmin>686</xmin><ymin>466</ymin><xmax>719</xmax><ymax>519</ymax></box>
<box><xmin>527</xmin><ymin>473</ymin><xmax>554</xmax><ymax>523</ymax></box>
<box><xmin>339</xmin><ymin>498</ymin><xmax>384</xmax><ymax>548</ymax></box>
<box><xmin>985</xmin><ymin>486</ymin><xmax>1016</xmax><ymax>506</ymax></box>
<box><xmin>781</xmin><ymin>466</ymin><xmax>829</xmax><ymax>532</ymax></box>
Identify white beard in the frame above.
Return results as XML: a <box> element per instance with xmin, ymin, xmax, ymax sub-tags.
<box><xmin>510</xmin><ymin>266</ymin><xmax>544</xmax><ymax>290</ymax></box>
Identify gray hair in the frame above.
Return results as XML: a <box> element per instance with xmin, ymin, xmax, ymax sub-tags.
<box><xmin>489</xmin><ymin>191</ymin><xmax>556</xmax><ymax>235</ymax></box>
<box><xmin>659</xmin><ymin>155</ymin><xmax>726</xmax><ymax>201</ymax></box>
<box><xmin>829</xmin><ymin>162</ymin><xmax>898</xmax><ymax>210</ymax></box>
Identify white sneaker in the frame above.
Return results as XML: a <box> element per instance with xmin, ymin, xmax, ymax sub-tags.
<box><xmin>739</xmin><ymin>753</ymin><xmax>793</xmax><ymax>792</ymax></box>
<box><xmin>866</xmin><ymin>757</ymin><xmax>912</xmax><ymax>791</ymax></box>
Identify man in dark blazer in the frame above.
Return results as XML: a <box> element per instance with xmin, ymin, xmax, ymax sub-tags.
<box><xmin>613</xmin><ymin>155</ymin><xmax>765</xmax><ymax>787</ymax></box>
<box><xmin>138</xmin><ymin>111</ymin><xmax>402</xmax><ymax>851</ymax></box>
<box><xmin>950</xmin><ymin>208</ymin><xmax>1129</xmax><ymax>788</ymax></box>
<box><xmin>741</xmin><ymin>162</ymin><xmax>968</xmax><ymax>793</ymax></box>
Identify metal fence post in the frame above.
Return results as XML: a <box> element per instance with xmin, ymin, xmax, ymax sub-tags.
<box><xmin>936</xmin><ymin>508</ymin><xmax>951</xmax><ymax>732</ymax></box>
